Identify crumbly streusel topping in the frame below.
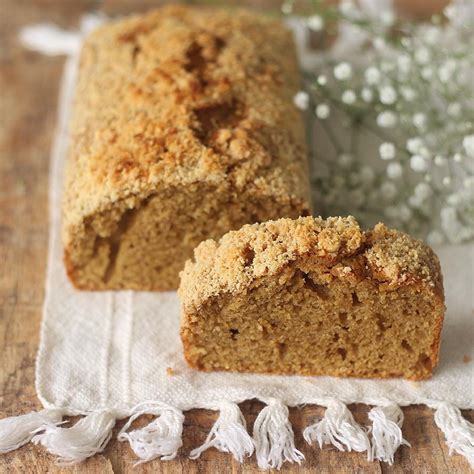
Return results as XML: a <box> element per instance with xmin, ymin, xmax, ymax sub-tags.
<box><xmin>365</xmin><ymin>223</ymin><xmax>443</xmax><ymax>288</ymax></box>
<box><xmin>179</xmin><ymin>216</ymin><xmax>444</xmax><ymax>312</ymax></box>
<box><xmin>63</xmin><ymin>6</ymin><xmax>309</xmax><ymax>235</ymax></box>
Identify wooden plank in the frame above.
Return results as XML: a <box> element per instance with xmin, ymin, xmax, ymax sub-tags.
<box><xmin>0</xmin><ymin>1</ymin><xmax>471</xmax><ymax>472</ymax></box>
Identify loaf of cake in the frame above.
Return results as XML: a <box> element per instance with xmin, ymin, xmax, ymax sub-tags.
<box><xmin>62</xmin><ymin>6</ymin><xmax>311</xmax><ymax>290</ymax></box>
<box><xmin>179</xmin><ymin>216</ymin><xmax>445</xmax><ymax>380</ymax></box>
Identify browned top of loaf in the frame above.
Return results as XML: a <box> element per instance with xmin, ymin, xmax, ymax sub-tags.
<box><xmin>179</xmin><ymin>216</ymin><xmax>444</xmax><ymax>312</ymax></box>
<box><xmin>63</xmin><ymin>5</ymin><xmax>308</xmax><ymax>233</ymax></box>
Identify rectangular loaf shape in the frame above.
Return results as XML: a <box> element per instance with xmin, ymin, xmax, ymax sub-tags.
<box><xmin>62</xmin><ymin>6</ymin><xmax>311</xmax><ymax>290</ymax></box>
<box><xmin>179</xmin><ymin>217</ymin><xmax>445</xmax><ymax>380</ymax></box>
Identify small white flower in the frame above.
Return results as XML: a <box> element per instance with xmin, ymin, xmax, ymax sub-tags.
<box><xmin>365</xmin><ymin>66</ymin><xmax>381</xmax><ymax>85</ymax></box>
<box><xmin>434</xmin><ymin>155</ymin><xmax>447</xmax><ymax>166</ymax></box>
<box><xmin>447</xmin><ymin>193</ymin><xmax>462</xmax><ymax>206</ymax></box>
<box><xmin>444</xmin><ymin>4</ymin><xmax>457</xmax><ymax>20</ymax></box>
<box><xmin>317</xmin><ymin>74</ymin><xmax>327</xmax><ymax>86</ymax></box>
<box><xmin>427</xmin><ymin>230</ymin><xmax>444</xmax><ymax>246</ymax></box>
<box><xmin>315</xmin><ymin>103</ymin><xmax>330</xmax><ymax>120</ymax></box>
<box><xmin>379</xmin><ymin>86</ymin><xmax>397</xmax><ymax>105</ymax></box>
<box><xmin>341</xmin><ymin>90</ymin><xmax>356</xmax><ymax>104</ymax></box>
<box><xmin>421</xmin><ymin>67</ymin><xmax>434</xmax><ymax>80</ymax></box>
<box><xmin>401</xmin><ymin>37</ymin><xmax>411</xmax><ymax>48</ymax></box>
<box><xmin>413</xmin><ymin>113</ymin><xmax>427</xmax><ymax>129</ymax></box>
<box><xmin>387</xmin><ymin>162</ymin><xmax>403</xmax><ymax>179</ymax></box>
<box><xmin>409</xmin><ymin>195</ymin><xmax>423</xmax><ymax>208</ymax></box>
<box><xmin>307</xmin><ymin>15</ymin><xmax>324</xmax><ymax>31</ymax></box>
<box><xmin>376</xmin><ymin>111</ymin><xmax>397</xmax><ymax>128</ymax></box>
<box><xmin>373</xmin><ymin>37</ymin><xmax>386</xmax><ymax>50</ymax></box>
<box><xmin>334</xmin><ymin>62</ymin><xmax>353</xmax><ymax>80</ymax></box>
<box><xmin>415</xmin><ymin>47</ymin><xmax>431</xmax><ymax>65</ymax></box>
<box><xmin>464</xmin><ymin>177</ymin><xmax>474</xmax><ymax>188</ymax></box>
<box><xmin>419</xmin><ymin>146</ymin><xmax>431</xmax><ymax>158</ymax></box>
<box><xmin>338</xmin><ymin>153</ymin><xmax>353</xmax><ymax>168</ymax></box>
<box><xmin>410</xmin><ymin>155</ymin><xmax>428</xmax><ymax>172</ymax></box>
<box><xmin>438</xmin><ymin>60</ymin><xmax>456</xmax><ymax>83</ymax></box>
<box><xmin>442</xmin><ymin>176</ymin><xmax>452</xmax><ymax>186</ymax></box>
<box><xmin>293</xmin><ymin>91</ymin><xmax>309</xmax><ymax>110</ymax></box>
<box><xmin>361</xmin><ymin>87</ymin><xmax>373</xmax><ymax>102</ymax></box>
<box><xmin>462</xmin><ymin>134</ymin><xmax>474</xmax><ymax>158</ymax></box>
<box><xmin>379</xmin><ymin>142</ymin><xmax>396</xmax><ymax>160</ymax></box>
<box><xmin>281</xmin><ymin>2</ymin><xmax>293</xmax><ymax>14</ymax></box>
<box><xmin>447</xmin><ymin>102</ymin><xmax>461</xmax><ymax>117</ymax></box>
<box><xmin>453</xmin><ymin>153</ymin><xmax>463</xmax><ymax>163</ymax></box>
<box><xmin>415</xmin><ymin>182</ymin><xmax>433</xmax><ymax>200</ymax></box>
<box><xmin>380</xmin><ymin>11</ymin><xmax>395</xmax><ymax>27</ymax></box>
<box><xmin>424</xmin><ymin>26</ymin><xmax>440</xmax><ymax>45</ymax></box>
<box><xmin>437</xmin><ymin>68</ymin><xmax>450</xmax><ymax>84</ymax></box>
<box><xmin>407</xmin><ymin>137</ymin><xmax>423</xmax><ymax>154</ymax></box>
<box><xmin>400</xmin><ymin>87</ymin><xmax>416</xmax><ymax>102</ymax></box>
<box><xmin>339</xmin><ymin>0</ymin><xmax>358</xmax><ymax>18</ymax></box>
<box><xmin>397</xmin><ymin>55</ymin><xmax>411</xmax><ymax>74</ymax></box>
<box><xmin>380</xmin><ymin>181</ymin><xmax>397</xmax><ymax>200</ymax></box>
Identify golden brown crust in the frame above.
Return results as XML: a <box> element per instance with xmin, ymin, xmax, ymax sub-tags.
<box><xmin>62</xmin><ymin>6</ymin><xmax>311</xmax><ymax>290</ymax></box>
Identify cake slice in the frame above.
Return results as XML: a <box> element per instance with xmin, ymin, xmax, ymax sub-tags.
<box><xmin>179</xmin><ymin>216</ymin><xmax>445</xmax><ymax>380</ymax></box>
<box><xmin>62</xmin><ymin>6</ymin><xmax>310</xmax><ymax>291</ymax></box>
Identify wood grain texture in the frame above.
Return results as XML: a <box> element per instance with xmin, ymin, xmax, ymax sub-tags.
<box><xmin>0</xmin><ymin>1</ymin><xmax>472</xmax><ymax>473</ymax></box>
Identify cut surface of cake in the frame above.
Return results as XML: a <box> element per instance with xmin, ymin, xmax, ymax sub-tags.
<box><xmin>179</xmin><ymin>216</ymin><xmax>445</xmax><ymax>380</ymax></box>
<box><xmin>62</xmin><ymin>6</ymin><xmax>310</xmax><ymax>291</ymax></box>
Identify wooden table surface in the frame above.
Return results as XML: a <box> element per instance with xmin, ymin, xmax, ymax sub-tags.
<box><xmin>0</xmin><ymin>1</ymin><xmax>471</xmax><ymax>472</ymax></box>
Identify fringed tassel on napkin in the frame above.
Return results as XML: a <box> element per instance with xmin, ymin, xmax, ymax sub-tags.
<box><xmin>190</xmin><ymin>401</ymin><xmax>254</xmax><ymax>462</ymax></box>
<box><xmin>0</xmin><ymin>409</ymin><xmax>63</xmax><ymax>454</ymax></box>
<box><xmin>31</xmin><ymin>410</ymin><xmax>116</xmax><ymax>464</ymax></box>
<box><xmin>434</xmin><ymin>403</ymin><xmax>474</xmax><ymax>468</ymax></box>
<box><xmin>303</xmin><ymin>400</ymin><xmax>370</xmax><ymax>453</ymax></box>
<box><xmin>118</xmin><ymin>401</ymin><xmax>184</xmax><ymax>465</ymax></box>
<box><xmin>368</xmin><ymin>404</ymin><xmax>410</xmax><ymax>464</ymax></box>
<box><xmin>253</xmin><ymin>398</ymin><xmax>304</xmax><ymax>470</ymax></box>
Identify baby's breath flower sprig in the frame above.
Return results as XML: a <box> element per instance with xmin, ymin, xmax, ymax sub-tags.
<box><xmin>288</xmin><ymin>0</ymin><xmax>474</xmax><ymax>244</ymax></box>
